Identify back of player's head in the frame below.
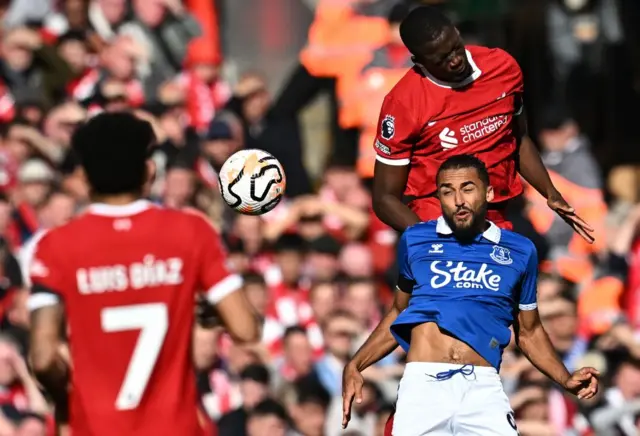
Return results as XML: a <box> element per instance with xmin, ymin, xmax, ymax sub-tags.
<box><xmin>72</xmin><ymin>112</ymin><xmax>155</xmax><ymax>196</ymax></box>
<box><xmin>437</xmin><ymin>154</ymin><xmax>490</xmax><ymax>187</ymax></box>
<box><xmin>399</xmin><ymin>6</ymin><xmax>454</xmax><ymax>55</ymax></box>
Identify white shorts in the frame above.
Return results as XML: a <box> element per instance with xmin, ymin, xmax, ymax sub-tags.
<box><xmin>392</xmin><ymin>362</ymin><xmax>518</xmax><ymax>436</ymax></box>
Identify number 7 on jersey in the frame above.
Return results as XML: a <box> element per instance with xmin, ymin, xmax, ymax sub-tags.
<box><xmin>101</xmin><ymin>303</ymin><xmax>168</xmax><ymax>411</ymax></box>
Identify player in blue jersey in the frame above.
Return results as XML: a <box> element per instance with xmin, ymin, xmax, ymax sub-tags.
<box><xmin>342</xmin><ymin>154</ymin><xmax>599</xmax><ymax>435</ymax></box>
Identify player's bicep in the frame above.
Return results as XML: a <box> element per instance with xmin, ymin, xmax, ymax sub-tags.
<box><xmin>373</xmin><ymin>160</ymin><xmax>410</xmax><ymax>200</ymax></box>
<box><xmin>29</xmin><ymin>300</ymin><xmax>64</xmax><ymax>372</ymax></box>
<box><xmin>213</xmin><ymin>290</ymin><xmax>260</xmax><ymax>343</ymax></box>
<box><xmin>515</xmin><ymin>307</ymin><xmax>542</xmax><ymax>340</ymax></box>
<box><xmin>393</xmin><ymin>288</ymin><xmax>411</xmax><ymax>312</ymax></box>
<box><xmin>374</xmin><ymin>96</ymin><xmax>417</xmax><ymax>166</ymax></box>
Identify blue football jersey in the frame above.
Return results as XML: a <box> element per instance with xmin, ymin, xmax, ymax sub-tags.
<box><xmin>390</xmin><ymin>217</ymin><xmax>538</xmax><ymax>370</ymax></box>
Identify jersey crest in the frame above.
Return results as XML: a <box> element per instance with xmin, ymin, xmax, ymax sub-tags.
<box><xmin>490</xmin><ymin>246</ymin><xmax>513</xmax><ymax>265</ymax></box>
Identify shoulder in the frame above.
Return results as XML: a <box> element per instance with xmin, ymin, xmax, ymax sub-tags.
<box><xmin>385</xmin><ymin>67</ymin><xmax>425</xmax><ymax>107</ymax></box>
<box><xmin>498</xmin><ymin>229</ymin><xmax>537</xmax><ymax>260</ymax></box>
<box><xmin>33</xmin><ymin>218</ymin><xmax>82</xmax><ymax>251</ymax></box>
<box><xmin>180</xmin><ymin>207</ymin><xmax>220</xmax><ymax>233</ymax></box>
<box><xmin>403</xmin><ymin>220</ymin><xmax>438</xmax><ymax>240</ymax></box>
<box><xmin>470</xmin><ymin>45</ymin><xmax>522</xmax><ymax>81</ymax></box>
<box><xmin>470</xmin><ymin>46</ymin><xmax>519</xmax><ymax>68</ymax></box>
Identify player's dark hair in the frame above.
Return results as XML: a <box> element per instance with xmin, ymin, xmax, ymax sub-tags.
<box><xmin>71</xmin><ymin>112</ymin><xmax>155</xmax><ymax>196</ymax></box>
<box><xmin>399</xmin><ymin>6</ymin><xmax>454</xmax><ymax>56</ymax></box>
<box><xmin>437</xmin><ymin>154</ymin><xmax>490</xmax><ymax>187</ymax></box>
<box><xmin>388</xmin><ymin>2</ymin><xmax>411</xmax><ymax>24</ymax></box>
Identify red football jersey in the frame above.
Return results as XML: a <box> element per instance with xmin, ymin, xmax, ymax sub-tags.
<box><xmin>373</xmin><ymin>45</ymin><xmax>524</xmax><ymax>221</ymax></box>
<box><xmin>28</xmin><ymin>200</ymin><xmax>241</xmax><ymax>436</ymax></box>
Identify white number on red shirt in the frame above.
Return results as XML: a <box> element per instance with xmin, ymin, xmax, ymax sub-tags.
<box><xmin>100</xmin><ymin>303</ymin><xmax>168</xmax><ymax>410</ymax></box>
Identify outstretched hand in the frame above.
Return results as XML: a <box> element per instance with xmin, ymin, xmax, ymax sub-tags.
<box><xmin>547</xmin><ymin>193</ymin><xmax>595</xmax><ymax>244</ymax></box>
<box><xmin>563</xmin><ymin>367</ymin><xmax>600</xmax><ymax>400</ymax></box>
<box><xmin>342</xmin><ymin>364</ymin><xmax>364</xmax><ymax>429</ymax></box>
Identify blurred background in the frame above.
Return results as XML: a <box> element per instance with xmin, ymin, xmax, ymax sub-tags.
<box><xmin>0</xmin><ymin>0</ymin><xmax>638</xmax><ymax>435</ymax></box>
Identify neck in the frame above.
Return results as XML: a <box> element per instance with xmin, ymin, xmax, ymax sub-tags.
<box><xmin>91</xmin><ymin>193</ymin><xmax>141</xmax><ymax>205</ymax></box>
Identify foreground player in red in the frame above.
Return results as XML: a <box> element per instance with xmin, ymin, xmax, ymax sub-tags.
<box><xmin>27</xmin><ymin>113</ymin><xmax>260</xmax><ymax>436</ymax></box>
<box><xmin>371</xmin><ymin>6</ymin><xmax>593</xmax><ymax>243</ymax></box>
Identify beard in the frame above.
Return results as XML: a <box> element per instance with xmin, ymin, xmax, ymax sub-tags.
<box><xmin>442</xmin><ymin>202</ymin><xmax>488</xmax><ymax>242</ymax></box>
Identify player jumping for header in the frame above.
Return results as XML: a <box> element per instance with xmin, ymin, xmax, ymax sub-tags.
<box><xmin>343</xmin><ymin>155</ymin><xmax>599</xmax><ymax>435</ymax></box>
<box><xmin>27</xmin><ymin>112</ymin><xmax>261</xmax><ymax>436</ymax></box>
<box><xmin>371</xmin><ymin>6</ymin><xmax>593</xmax><ymax>244</ymax></box>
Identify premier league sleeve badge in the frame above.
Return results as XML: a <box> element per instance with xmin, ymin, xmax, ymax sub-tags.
<box><xmin>381</xmin><ymin>115</ymin><xmax>395</xmax><ymax>140</ymax></box>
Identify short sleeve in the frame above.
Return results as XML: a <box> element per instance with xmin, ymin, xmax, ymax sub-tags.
<box><xmin>507</xmin><ymin>53</ymin><xmax>524</xmax><ymax>115</ymax></box>
<box><xmin>518</xmin><ymin>245</ymin><xmax>538</xmax><ymax>311</ymax></box>
<box><xmin>373</xmin><ymin>95</ymin><xmax>418</xmax><ymax>166</ymax></box>
<box><xmin>28</xmin><ymin>231</ymin><xmax>65</xmax><ymax>311</ymax></box>
<box><xmin>396</xmin><ymin>231</ymin><xmax>415</xmax><ymax>294</ymax></box>
<box><xmin>193</xmin><ymin>216</ymin><xmax>242</xmax><ymax>304</ymax></box>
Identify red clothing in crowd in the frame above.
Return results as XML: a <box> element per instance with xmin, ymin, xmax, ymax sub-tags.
<box><xmin>179</xmin><ymin>72</ymin><xmax>231</xmax><ymax>133</ymax></box>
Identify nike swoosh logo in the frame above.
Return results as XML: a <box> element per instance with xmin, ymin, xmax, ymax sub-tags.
<box><xmin>428</xmin><ymin>121</ymin><xmax>437</xmax><ymax>127</ymax></box>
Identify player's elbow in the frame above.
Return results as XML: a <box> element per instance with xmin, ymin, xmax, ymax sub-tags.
<box><xmin>227</xmin><ymin>317</ymin><xmax>262</xmax><ymax>344</ymax></box>
<box><xmin>29</xmin><ymin>345</ymin><xmax>58</xmax><ymax>375</ymax></box>
<box><xmin>514</xmin><ymin>326</ymin><xmax>537</xmax><ymax>352</ymax></box>
<box><xmin>371</xmin><ymin>192</ymin><xmax>391</xmax><ymax>221</ymax></box>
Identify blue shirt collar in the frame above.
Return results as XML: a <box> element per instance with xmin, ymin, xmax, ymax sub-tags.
<box><xmin>435</xmin><ymin>216</ymin><xmax>502</xmax><ymax>244</ymax></box>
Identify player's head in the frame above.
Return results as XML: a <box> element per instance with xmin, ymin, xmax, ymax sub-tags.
<box><xmin>400</xmin><ymin>6</ymin><xmax>472</xmax><ymax>83</ymax></box>
<box><xmin>436</xmin><ymin>154</ymin><xmax>493</xmax><ymax>240</ymax></box>
<box><xmin>71</xmin><ymin>112</ymin><xmax>156</xmax><ymax>198</ymax></box>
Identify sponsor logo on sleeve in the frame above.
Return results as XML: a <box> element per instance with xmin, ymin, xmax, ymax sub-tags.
<box><xmin>380</xmin><ymin>115</ymin><xmax>395</xmax><ymax>140</ymax></box>
<box><xmin>374</xmin><ymin>140</ymin><xmax>391</xmax><ymax>155</ymax></box>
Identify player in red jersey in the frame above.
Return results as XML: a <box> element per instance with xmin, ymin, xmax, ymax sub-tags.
<box><xmin>371</xmin><ymin>6</ymin><xmax>593</xmax><ymax>243</ymax></box>
<box><xmin>27</xmin><ymin>112</ymin><xmax>260</xmax><ymax>436</ymax></box>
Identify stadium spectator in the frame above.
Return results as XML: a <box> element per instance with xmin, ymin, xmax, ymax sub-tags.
<box><xmin>218</xmin><ymin>363</ymin><xmax>272</xmax><ymax>436</ymax></box>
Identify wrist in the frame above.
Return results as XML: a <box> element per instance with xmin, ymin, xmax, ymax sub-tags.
<box><xmin>558</xmin><ymin>371</ymin><xmax>572</xmax><ymax>389</ymax></box>
<box><xmin>348</xmin><ymin>359</ymin><xmax>364</xmax><ymax>372</ymax></box>
<box><xmin>546</xmin><ymin>188</ymin><xmax>561</xmax><ymax>200</ymax></box>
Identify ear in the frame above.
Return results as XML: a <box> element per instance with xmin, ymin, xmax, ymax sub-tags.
<box><xmin>486</xmin><ymin>185</ymin><xmax>494</xmax><ymax>203</ymax></box>
<box><xmin>145</xmin><ymin>159</ymin><xmax>157</xmax><ymax>190</ymax></box>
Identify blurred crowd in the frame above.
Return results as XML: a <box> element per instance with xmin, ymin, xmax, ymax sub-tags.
<box><xmin>0</xmin><ymin>0</ymin><xmax>635</xmax><ymax>435</ymax></box>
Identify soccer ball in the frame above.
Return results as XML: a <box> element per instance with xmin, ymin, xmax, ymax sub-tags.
<box><xmin>218</xmin><ymin>149</ymin><xmax>286</xmax><ymax>215</ymax></box>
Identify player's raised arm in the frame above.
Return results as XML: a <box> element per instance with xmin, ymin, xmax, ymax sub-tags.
<box><xmin>371</xmin><ymin>96</ymin><xmax>421</xmax><ymax>231</ymax></box>
<box><xmin>513</xmin><ymin>92</ymin><xmax>594</xmax><ymax>243</ymax></box>
<box><xmin>342</xmin><ymin>231</ymin><xmax>412</xmax><ymax>428</ymax></box>
<box><xmin>194</xmin><ymin>216</ymin><xmax>261</xmax><ymax>344</ymax></box>
<box><xmin>513</xmin><ymin>245</ymin><xmax>599</xmax><ymax>399</ymax></box>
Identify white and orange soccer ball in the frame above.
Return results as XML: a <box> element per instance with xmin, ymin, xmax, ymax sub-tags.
<box><xmin>218</xmin><ymin>149</ymin><xmax>286</xmax><ymax>215</ymax></box>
